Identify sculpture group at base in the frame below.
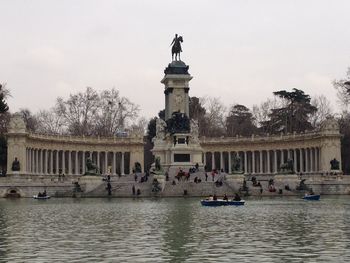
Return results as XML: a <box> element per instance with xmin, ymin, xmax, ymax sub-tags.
<box><xmin>84</xmin><ymin>158</ymin><xmax>100</xmax><ymax>175</ymax></box>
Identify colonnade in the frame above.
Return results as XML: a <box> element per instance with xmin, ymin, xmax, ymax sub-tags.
<box><xmin>25</xmin><ymin>148</ymin><xmax>130</xmax><ymax>175</ymax></box>
<box><xmin>203</xmin><ymin>147</ymin><xmax>321</xmax><ymax>174</ymax></box>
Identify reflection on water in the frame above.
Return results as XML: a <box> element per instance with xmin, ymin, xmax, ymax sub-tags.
<box><xmin>0</xmin><ymin>196</ymin><xmax>350</xmax><ymax>262</ymax></box>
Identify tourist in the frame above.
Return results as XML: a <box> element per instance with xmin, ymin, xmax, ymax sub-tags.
<box><xmin>137</xmin><ymin>189</ymin><xmax>141</xmax><ymax>196</ymax></box>
<box><xmin>213</xmin><ymin>194</ymin><xmax>217</xmax><ymax>201</ymax></box>
<box><xmin>233</xmin><ymin>193</ymin><xmax>241</xmax><ymax>201</ymax></box>
<box><xmin>195</xmin><ymin>163</ymin><xmax>199</xmax><ymax>171</ymax></box>
<box><xmin>132</xmin><ymin>185</ymin><xmax>135</xmax><ymax>195</ymax></box>
<box><xmin>172</xmin><ymin>180</ymin><xmax>176</xmax><ymax>185</ymax></box>
<box><xmin>205</xmin><ymin>173</ymin><xmax>208</xmax><ymax>181</ymax></box>
<box><xmin>43</xmin><ymin>190</ymin><xmax>47</xmax><ymax>197</ymax></box>
<box><xmin>223</xmin><ymin>193</ymin><xmax>228</xmax><ymax>201</ymax></box>
<box><xmin>211</xmin><ymin>171</ymin><xmax>215</xmax><ymax>181</ymax></box>
<box><xmin>194</xmin><ymin>176</ymin><xmax>198</xmax><ymax>183</ymax></box>
<box><xmin>208</xmin><ymin>195</ymin><xmax>213</xmax><ymax>200</ymax></box>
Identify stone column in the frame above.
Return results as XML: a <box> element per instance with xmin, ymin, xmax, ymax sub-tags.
<box><xmin>274</xmin><ymin>150</ymin><xmax>277</xmax><ymax>173</ymax></box>
<box><xmin>259</xmin><ymin>151</ymin><xmax>263</xmax><ymax>174</ymax></box>
<box><xmin>220</xmin><ymin>151</ymin><xmax>224</xmax><ymax>171</ymax></box>
<box><xmin>44</xmin><ymin>150</ymin><xmax>48</xmax><ymax>174</ymax></box>
<box><xmin>305</xmin><ymin>148</ymin><xmax>309</xmax><ymax>173</ymax></box>
<box><xmin>62</xmin><ymin>151</ymin><xmax>65</xmax><ymax>174</ymax></box>
<box><xmin>105</xmin><ymin>151</ymin><xmax>108</xmax><ymax>174</ymax></box>
<box><xmin>310</xmin><ymin>148</ymin><xmax>314</xmax><ymax>172</ymax></box>
<box><xmin>28</xmin><ymin>149</ymin><xmax>31</xmax><ymax>173</ymax></box>
<box><xmin>244</xmin><ymin>151</ymin><xmax>248</xmax><ymax>174</ymax></box>
<box><xmin>315</xmin><ymin>148</ymin><xmax>319</xmax><ymax>172</ymax></box>
<box><xmin>299</xmin><ymin>148</ymin><xmax>304</xmax><ymax>173</ymax></box>
<box><xmin>82</xmin><ymin>151</ymin><xmax>86</xmax><ymax>175</ymax></box>
<box><xmin>39</xmin><ymin>149</ymin><xmax>42</xmax><ymax>174</ymax></box>
<box><xmin>121</xmin><ymin>152</ymin><xmax>125</xmax><ymax>175</ymax></box>
<box><xmin>228</xmin><ymin>152</ymin><xmax>232</xmax><ymax>174</ymax></box>
<box><xmin>252</xmin><ymin>151</ymin><xmax>255</xmax><ymax>174</ymax></box>
<box><xmin>67</xmin><ymin>151</ymin><xmax>71</xmax><ymax>175</ymax></box>
<box><xmin>35</xmin><ymin>149</ymin><xmax>39</xmax><ymax>174</ymax></box>
<box><xmin>212</xmin><ymin>152</ymin><xmax>215</xmax><ymax>170</ymax></box>
<box><xmin>267</xmin><ymin>150</ymin><xmax>271</xmax><ymax>174</ymax></box>
<box><xmin>55</xmin><ymin>151</ymin><xmax>59</xmax><ymax>175</ymax></box>
<box><xmin>281</xmin><ymin>150</ymin><xmax>285</xmax><ymax>165</ymax></box>
<box><xmin>50</xmin><ymin>150</ymin><xmax>53</xmax><ymax>174</ymax></box>
<box><xmin>293</xmin><ymin>149</ymin><xmax>297</xmax><ymax>172</ymax></box>
<box><xmin>112</xmin><ymin>152</ymin><xmax>116</xmax><ymax>175</ymax></box>
<box><xmin>75</xmin><ymin>151</ymin><xmax>79</xmax><ymax>175</ymax></box>
<box><xmin>97</xmin><ymin>152</ymin><xmax>100</xmax><ymax>172</ymax></box>
<box><xmin>33</xmin><ymin>149</ymin><xmax>36</xmax><ymax>174</ymax></box>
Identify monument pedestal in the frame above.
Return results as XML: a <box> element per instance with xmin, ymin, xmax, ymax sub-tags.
<box><xmin>151</xmin><ymin>60</ymin><xmax>203</xmax><ymax>172</ymax></box>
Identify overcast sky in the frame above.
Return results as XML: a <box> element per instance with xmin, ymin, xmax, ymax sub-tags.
<box><xmin>1</xmin><ymin>0</ymin><xmax>350</xmax><ymax>119</ymax></box>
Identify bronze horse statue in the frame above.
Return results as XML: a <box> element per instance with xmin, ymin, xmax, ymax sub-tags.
<box><xmin>171</xmin><ymin>35</ymin><xmax>183</xmax><ymax>61</ymax></box>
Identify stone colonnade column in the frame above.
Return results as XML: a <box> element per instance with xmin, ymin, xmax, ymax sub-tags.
<box><xmin>112</xmin><ymin>152</ymin><xmax>116</xmax><ymax>175</ymax></box>
<box><xmin>228</xmin><ymin>152</ymin><xmax>232</xmax><ymax>174</ymax></box>
<box><xmin>211</xmin><ymin>152</ymin><xmax>215</xmax><ymax>170</ymax></box>
<box><xmin>252</xmin><ymin>151</ymin><xmax>255</xmax><ymax>174</ymax></box>
<box><xmin>121</xmin><ymin>152</ymin><xmax>125</xmax><ymax>175</ymax></box>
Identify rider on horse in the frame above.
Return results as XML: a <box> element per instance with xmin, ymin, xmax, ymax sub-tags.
<box><xmin>170</xmin><ymin>34</ymin><xmax>183</xmax><ymax>61</ymax></box>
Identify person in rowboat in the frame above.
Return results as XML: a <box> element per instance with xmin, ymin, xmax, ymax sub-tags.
<box><xmin>233</xmin><ymin>193</ymin><xmax>241</xmax><ymax>201</ymax></box>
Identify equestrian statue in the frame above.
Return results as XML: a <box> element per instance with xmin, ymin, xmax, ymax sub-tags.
<box><xmin>170</xmin><ymin>33</ymin><xmax>183</xmax><ymax>61</ymax></box>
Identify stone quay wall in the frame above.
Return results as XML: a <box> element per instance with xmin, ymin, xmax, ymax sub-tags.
<box><xmin>1</xmin><ymin>172</ymin><xmax>349</xmax><ymax>198</ymax></box>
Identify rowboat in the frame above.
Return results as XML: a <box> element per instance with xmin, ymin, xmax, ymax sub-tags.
<box><xmin>201</xmin><ymin>199</ymin><xmax>245</xmax><ymax>206</ymax></box>
<box><xmin>302</xmin><ymin>194</ymin><xmax>320</xmax><ymax>201</ymax></box>
<box><xmin>33</xmin><ymin>195</ymin><xmax>51</xmax><ymax>200</ymax></box>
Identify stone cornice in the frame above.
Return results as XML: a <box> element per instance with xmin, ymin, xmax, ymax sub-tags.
<box><xmin>200</xmin><ymin>131</ymin><xmax>341</xmax><ymax>150</ymax></box>
<box><xmin>24</xmin><ymin>132</ymin><xmax>144</xmax><ymax>148</ymax></box>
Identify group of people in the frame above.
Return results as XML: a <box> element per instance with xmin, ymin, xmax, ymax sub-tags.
<box><xmin>132</xmin><ymin>185</ymin><xmax>141</xmax><ymax>196</ymax></box>
<box><xmin>207</xmin><ymin>193</ymin><xmax>241</xmax><ymax>201</ymax></box>
<box><xmin>37</xmin><ymin>190</ymin><xmax>47</xmax><ymax>197</ymax></box>
<box><xmin>135</xmin><ymin>171</ymin><xmax>149</xmax><ymax>183</ymax></box>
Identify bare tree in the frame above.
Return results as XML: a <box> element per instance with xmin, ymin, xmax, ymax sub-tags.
<box><xmin>309</xmin><ymin>95</ymin><xmax>333</xmax><ymax>128</ymax></box>
<box><xmin>54</xmin><ymin>87</ymin><xmax>139</xmax><ymax>136</ymax></box>
<box><xmin>333</xmin><ymin>67</ymin><xmax>350</xmax><ymax>110</ymax></box>
<box><xmin>55</xmin><ymin>87</ymin><xmax>100</xmax><ymax>136</ymax></box>
<box><xmin>202</xmin><ymin>97</ymin><xmax>226</xmax><ymax>137</ymax></box>
<box><xmin>35</xmin><ymin>109</ymin><xmax>66</xmax><ymax>134</ymax></box>
<box><xmin>19</xmin><ymin>108</ymin><xmax>38</xmax><ymax>133</ymax></box>
<box><xmin>94</xmin><ymin>88</ymin><xmax>139</xmax><ymax>136</ymax></box>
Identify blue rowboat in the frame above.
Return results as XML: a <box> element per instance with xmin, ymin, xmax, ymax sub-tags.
<box><xmin>33</xmin><ymin>195</ymin><xmax>51</xmax><ymax>200</ymax></box>
<box><xmin>302</xmin><ymin>194</ymin><xmax>320</xmax><ymax>201</ymax></box>
<box><xmin>201</xmin><ymin>199</ymin><xmax>245</xmax><ymax>206</ymax></box>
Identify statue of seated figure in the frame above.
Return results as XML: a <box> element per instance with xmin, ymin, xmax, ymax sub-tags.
<box><xmin>330</xmin><ymin>158</ymin><xmax>340</xmax><ymax>170</ymax></box>
<box><xmin>11</xmin><ymin>157</ymin><xmax>20</xmax><ymax>171</ymax></box>
<box><xmin>84</xmin><ymin>158</ymin><xmax>100</xmax><ymax>175</ymax></box>
<box><xmin>279</xmin><ymin>158</ymin><xmax>294</xmax><ymax>174</ymax></box>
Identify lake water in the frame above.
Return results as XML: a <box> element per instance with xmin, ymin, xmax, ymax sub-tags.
<box><xmin>0</xmin><ymin>196</ymin><xmax>349</xmax><ymax>262</ymax></box>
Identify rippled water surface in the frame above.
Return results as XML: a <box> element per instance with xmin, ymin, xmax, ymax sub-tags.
<box><xmin>0</xmin><ymin>196</ymin><xmax>350</xmax><ymax>262</ymax></box>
